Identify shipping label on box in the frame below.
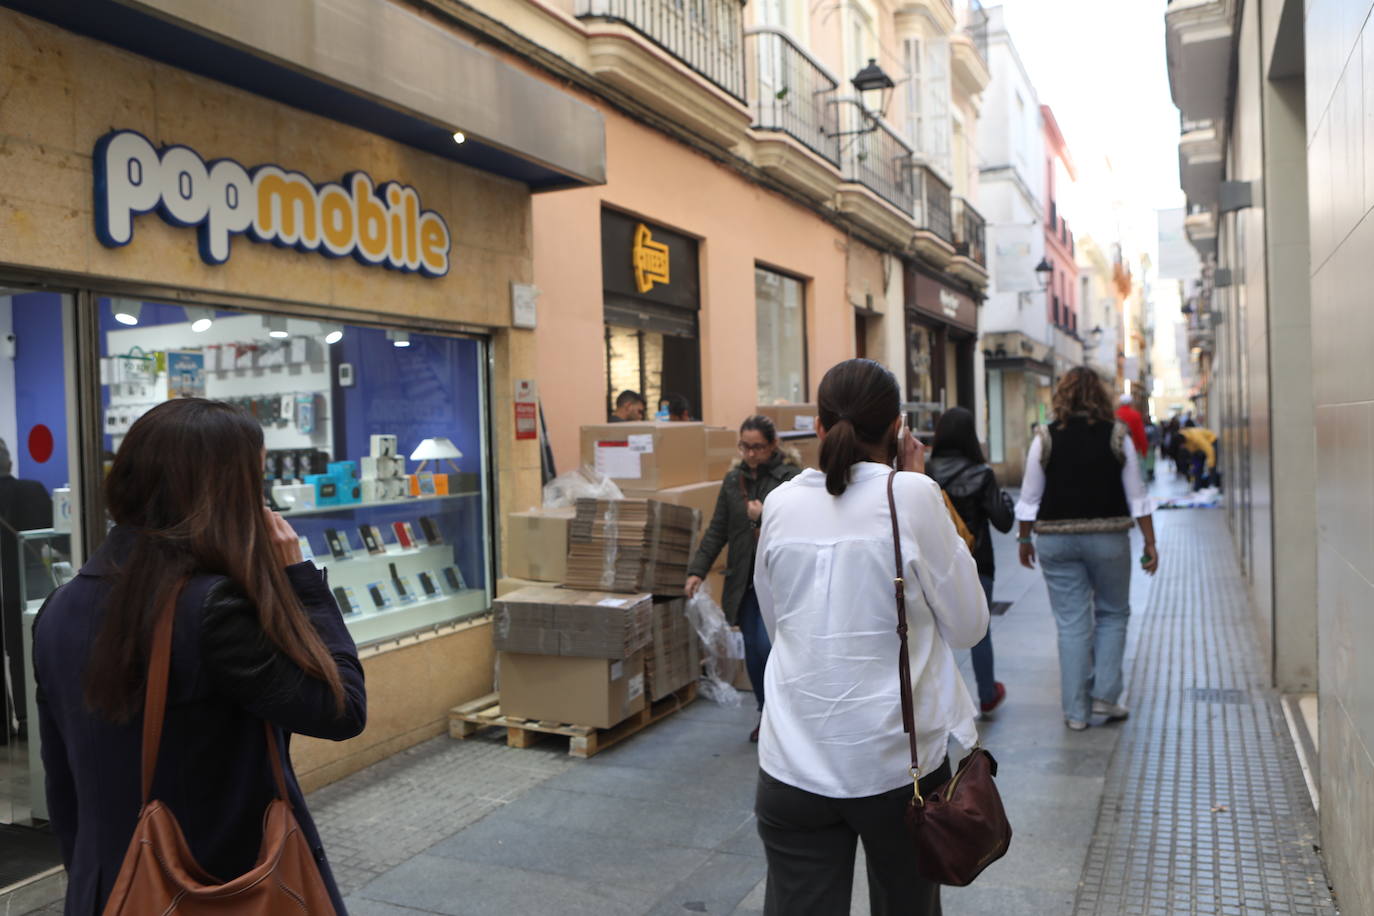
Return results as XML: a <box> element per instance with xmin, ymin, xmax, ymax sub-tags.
<box><xmin>580</xmin><ymin>423</ymin><xmax>708</xmax><ymax>490</ymax></box>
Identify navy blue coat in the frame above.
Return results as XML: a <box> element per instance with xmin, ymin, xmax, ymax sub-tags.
<box><xmin>33</xmin><ymin>527</ymin><xmax>367</xmax><ymax>915</ymax></box>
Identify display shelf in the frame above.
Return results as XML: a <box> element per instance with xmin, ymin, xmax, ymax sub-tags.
<box><xmin>276</xmin><ymin>491</ymin><xmax>480</xmax><ymax>518</ymax></box>
<box><xmin>343</xmin><ymin>588</ymin><xmax>489</xmax><ymax>645</ymax></box>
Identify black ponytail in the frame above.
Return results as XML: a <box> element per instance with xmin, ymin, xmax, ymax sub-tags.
<box><xmin>817</xmin><ymin>358</ymin><xmax>902</xmax><ymax>496</ymax></box>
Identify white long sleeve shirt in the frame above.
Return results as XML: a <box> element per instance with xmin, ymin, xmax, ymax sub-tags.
<box><xmin>1014</xmin><ymin>433</ymin><xmax>1156</xmax><ymax>522</ymax></box>
<box><xmin>753</xmin><ymin>463</ymin><xmax>987</xmax><ymax>798</ymax></box>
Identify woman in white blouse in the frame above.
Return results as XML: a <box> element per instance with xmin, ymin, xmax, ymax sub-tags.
<box><xmin>753</xmin><ymin>358</ymin><xmax>989</xmax><ymax>916</ymax></box>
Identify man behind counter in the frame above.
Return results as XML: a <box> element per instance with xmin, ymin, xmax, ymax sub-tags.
<box><xmin>609</xmin><ymin>390</ymin><xmax>646</xmax><ymax>422</ymax></box>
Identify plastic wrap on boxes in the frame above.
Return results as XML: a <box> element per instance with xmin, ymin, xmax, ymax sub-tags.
<box><xmin>685</xmin><ymin>587</ymin><xmax>743</xmax><ymax>708</ymax></box>
<box><xmin>542</xmin><ymin>466</ymin><xmax>624</xmax><ymax>510</ymax></box>
<box><xmin>563</xmin><ymin>498</ymin><xmax>696</xmax><ymax>595</ymax></box>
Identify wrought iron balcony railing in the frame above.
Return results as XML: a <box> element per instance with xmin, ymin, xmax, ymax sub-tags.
<box><xmin>745</xmin><ymin>28</ymin><xmax>840</xmax><ymax>165</ymax></box>
<box><xmin>579</xmin><ymin>0</ymin><xmax>748</xmax><ymax>100</ymax></box>
<box><xmin>914</xmin><ymin>163</ymin><xmax>954</xmax><ymax>243</ymax></box>
<box><xmin>834</xmin><ymin>99</ymin><xmax>915</xmax><ymax>212</ymax></box>
<box><xmin>953</xmin><ymin>196</ymin><xmax>986</xmax><ymax>265</ymax></box>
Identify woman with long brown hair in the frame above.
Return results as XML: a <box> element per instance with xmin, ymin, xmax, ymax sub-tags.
<box><xmin>1016</xmin><ymin>367</ymin><xmax>1157</xmax><ymax>731</ymax></box>
<box><xmin>33</xmin><ymin>398</ymin><xmax>366</xmax><ymax>914</ymax></box>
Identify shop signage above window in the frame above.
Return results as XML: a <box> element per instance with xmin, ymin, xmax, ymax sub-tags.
<box><xmin>601</xmin><ymin>210</ymin><xmax>698</xmax><ymax>311</ymax></box>
<box><xmin>906</xmin><ymin>267</ymin><xmax>977</xmax><ymax>333</ymax></box>
<box><xmin>93</xmin><ymin>130</ymin><xmax>451</xmax><ymax>277</ymax></box>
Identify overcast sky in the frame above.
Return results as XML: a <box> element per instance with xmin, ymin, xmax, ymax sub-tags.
<box><xmin>997</xmin><ymin>0</ymin><xmax>1186</xmax><ymax>233</ymax></box>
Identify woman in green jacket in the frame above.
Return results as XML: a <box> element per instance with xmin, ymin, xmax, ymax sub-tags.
<box><xmin>686</xmin><ymin>415</ymin><xmax>803</xmax><ymax>740</ymax></box>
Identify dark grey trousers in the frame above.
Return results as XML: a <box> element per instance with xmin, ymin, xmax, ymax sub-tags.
<box><xmin>754</xmin><ymin>761</ymin><xmax>951</xmax><ymax>916</ymax></box>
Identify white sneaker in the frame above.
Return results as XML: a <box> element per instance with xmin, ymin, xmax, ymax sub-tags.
<box><xmin>1065</xmin><ymin>718</ymin><xmax>1088</xmax><ymax>731</ymax></box>
<box><xmin>1092</xmin><ymin>699</ymin><xmax>1130</xmax><ymax>720</ymax></box>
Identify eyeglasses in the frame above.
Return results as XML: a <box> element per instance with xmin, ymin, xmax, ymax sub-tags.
<box><xmin>737</xmin><ymin>441</ymin><xmax>772</xmax><ymax>454</ymax></box>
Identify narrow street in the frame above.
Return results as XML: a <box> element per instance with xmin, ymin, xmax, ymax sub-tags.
<box><xmin>279</xmin><ymin>473</ymin><xmax>1337</xmax><ymax>916</ymax></box>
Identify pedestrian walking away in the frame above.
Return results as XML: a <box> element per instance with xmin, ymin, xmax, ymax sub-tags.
<box><xmin>31</xmin><ymin>398</ymin><xmax>367</xmax><ymax>915</ymax></box>
<box><xmin>926</xmin><ymin>406</ymin><xmax>1014</xmax><ymax>716</ymax></box>
<box><xmin>685</xmin><ymin>414</ymin><xmax>802</xmax><ymax>741</ymax></box>
<box><xmin>1016</xmin><ymin>367</ymin><xmax>1158</xmax><ymax>731</ymax></box>
<box><xmin>752</xmin><ymin>358</ymin><xmax>988</xmax><ymax>916</ymax></box>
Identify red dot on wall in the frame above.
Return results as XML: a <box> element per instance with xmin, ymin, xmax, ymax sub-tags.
<box><xmin>28</xmin><ymin>425</ymin><xmax>54</xmax><ymax>464</ymax></box>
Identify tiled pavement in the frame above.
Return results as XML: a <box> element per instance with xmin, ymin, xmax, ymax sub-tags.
<box><xmin>21</xmin><ymin>479</ymin><xmax>1341</xmax><ymax>914</ymax></box>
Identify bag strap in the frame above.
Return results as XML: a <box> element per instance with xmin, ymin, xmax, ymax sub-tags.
<box><xmin>141</xmin><ymin>581</ymin><xmax>292</xmax><ymax>808</ymax></box>
<box><xmin>885</xmin><ymin>471</ymin><xmax>922</xmax><ymax>800</ymax></box>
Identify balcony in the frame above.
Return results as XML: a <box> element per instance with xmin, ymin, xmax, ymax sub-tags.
<box><xmin>951</xmin><ymin>0</ymin><xmax>992</xmax><ymax>96</ymax></box>
<box><xmin>579</xmin><ymin>0</ymin><xmax>753</xmax><ymax>149</ymax></box>
<box><xmin>1179</xmin><ymin>117</ymin><xmax>1223</xmax><ymax>207</ymax></box>
<box><xmin>745</xmin><ymin>27</ymin><xmax>843</xmax><ymax>202</ymax></box>
<box><xmin>1165</xmin><ymin>0</ymin><xmax>1238</xmax><ymax>122</ymax></box>
<box><xmin>949</xmin><ymin>196</ymin><xmax>989</xmax><ymax>288</ymax></box>
<box><xmin>912</xmin><ymin>163</ymin><xmax>957</xmax><ymax>268</ymax></box>
<box><xmin>833</xmin><ymin>99</ymin><xmax>921</xmax><ymax>244</ymax></box>
<box><xmin>1184</xmin><ymin>206</ymin><xmax>1217</xmax><ymax>257</ymax></box>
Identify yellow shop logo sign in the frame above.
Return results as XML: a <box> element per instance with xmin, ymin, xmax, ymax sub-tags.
<box><xmin>94</xmin><ymin>130</ymin><xmax>451</xmax><ymax>277</ymax></box>
<box><xmin>632</xmin><ymin>223</ymin><xmax>670</xmax><ymax>294</ymax></box>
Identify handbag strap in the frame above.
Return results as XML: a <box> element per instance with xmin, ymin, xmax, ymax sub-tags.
<box><xmin>140</xmin><ymin>581</ymin><xmax>292</xmax><ymax>807</ymax></box>
<box><xmin>885</xmin><ymin>471</ymin><xmax>923</xmax><ymax>799</ymax></box>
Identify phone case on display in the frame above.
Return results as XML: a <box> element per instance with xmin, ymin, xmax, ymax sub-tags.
<box><xmin>332</xmin><ymin>586</ymin><xmax>362</xmax><ymax>615</ymax></box>
<box><xmin>279</xmin><ymin>394</ymin><xmax>295</xmax><ymax>426</ymax></box>
<box><xmin>392</xmin><ymin>521</ymin><xmax>413</xmax><ymax>549</ymax></box>
<box><xmin>388</xmin><ymin>563</ymin><xmax>412</xmax><ymax>602</ymax></box>
<box><xmin>297</xmin><ymin>536</ymin><xmax>314</xmax><ymax>561</ymax></box>
<box><xmin>418</xmin><ymin>516</ymin><xmax>443</xmax><ymax>545</ymax></box>
<box><xmin>296</xmin><ymin>393</ymin><xmax>316</xmax><ymax>434</ymax></box>
<box><xmin>441</xmin><ymin>566</ymin><xmax>464</xmax><ymax>592</ymax></box>
<box><xmin>360</xmin><ymin>526</ymin><xmax>383</xmax><ymax>555</ymax></box>
<box><xmin>417</xmin><ymin>571</ymin><xmax>437</xmax><ymax>596</ymax></box>
<box><xmin>324</xmin><ymin>528</ymin><xmax>353</xmax><ymax>560</ymax></box>
<box><xmin>366</xmin><ymin>582</ymin><xmax>390</xmax><ymax>609</ymax></box>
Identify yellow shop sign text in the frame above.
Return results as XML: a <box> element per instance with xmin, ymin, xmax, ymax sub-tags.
<box><xmin>94</xmin><ymin>130</ymin><xmax>451</xmax><ymax>277</ymax></box>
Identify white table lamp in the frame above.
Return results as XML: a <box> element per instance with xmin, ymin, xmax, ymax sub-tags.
<box><xmin>410</xmin><ymin>436</ymin><xmax>463</xmax><ymax>473</ymax></box>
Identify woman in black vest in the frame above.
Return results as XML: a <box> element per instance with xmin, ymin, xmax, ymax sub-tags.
<box><xmin>1015</xmin><ymin>368</ymin><xmax>1158</xmax><ymax>731</ymax></box>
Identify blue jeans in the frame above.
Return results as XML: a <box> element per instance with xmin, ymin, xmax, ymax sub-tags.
<box><xmin>738</xmin><ymin>587</ymin><xmax>771</xmax><ymax>710</ymax></box>
<box><xmin>972</xmin><ymin>575</ymin><xmax>997</xmax><ymax>706</ymax></box>
<box><xmin>1035</xmin><ymin>531</ymin><xmax>1132</xmax><ymax>722</ymax></box>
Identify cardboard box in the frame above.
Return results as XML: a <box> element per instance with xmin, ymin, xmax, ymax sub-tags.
<box><xmin>645</xmin><ymin>597</ymin><xmax>701</xmax><ymax>701</ymax></box>
<box><xmin>579</xmin><ymin>422</ymin><xmax>708</xmax><ymax>490</ymax></box>
<box><xmin>497</xmin><ymin>576</ymin><xmax>558</xmax><ymax>598</ymax></box>
<box><xmin>779</xmin><ymin>431</ymin><xmax>821</xmax><ymax>470</ymax></box>
<box><xmin>505</xmin><ymin>507</ymin><xmax>575</xmax><ymax>582</ymax></box>
<box><xmin>622</xmin><ymin>480</ymin><xmax>721</xmax><ymax>547</ymax></box>
<box><xmin>563</xmin><ymin>499</ymin><xmax>697</xmax><ymax>595</ymax></box>
<box><xmin>706</xmin><ymin>427</ymin><xmax>737</xmax><ymax>480</ymax></box>
<box><xmin>493</xmin><ymin>586</ymin><xmax>653</xmax><ymax>659</ymax></box>
<box><xmin>757</xmin><ymin>403</ymin><xmax>818</xmax><ymax>433</ymax></box>
<box><xmin>498</xmin><ymin>650</ymin><xmax>646</xmax><ymax>729</ymax></box>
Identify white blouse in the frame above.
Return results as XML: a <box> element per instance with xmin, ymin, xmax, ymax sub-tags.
<box><xmin>753</xmin><ymin>463</ymin><xmax>987</xmax><ymax>799</ymax></box>
<box><xmin>1014</xmin><ymin>433</ymin><xmax>1156</xmax><ymax>522</ymax></box>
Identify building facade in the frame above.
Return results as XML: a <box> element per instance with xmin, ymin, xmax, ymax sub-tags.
<box><xmin>1166</xmin><ymin>0</ymin><xmax>1370</xmax><ymax>909</ymax></box>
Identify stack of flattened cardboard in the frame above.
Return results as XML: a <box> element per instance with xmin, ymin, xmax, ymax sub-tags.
<box><xmin>492</xmin><ymin>586</ymin><xmax>652</xmax><ymax>659</ymax></box>
<box><xmin>564</xmin><ymin>498</ymin><xmax>697</xmax><ymax>595</ymax></box>
<box><xmin>645</xmin><ymin>597</ymin><xmax>701</xmax><ymax>701</ymax></box>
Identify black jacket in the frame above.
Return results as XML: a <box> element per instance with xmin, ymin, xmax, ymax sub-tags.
<box><xmin>687</xmin><ymin>449</ymin><xmax>802</xmax><ymax>623</ymax></box>
<box><xmin>32</xmin><ymin>526</ymin><xmax>367</xmax><ymax>915</ymax></box>
<box><xmin>926</xmin><ymin>454</ymin><xmax>1014</xmax><ymax>578</ymax></box>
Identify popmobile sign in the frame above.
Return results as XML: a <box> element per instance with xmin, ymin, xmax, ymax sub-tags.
<box><xmin>94</xmin><ymin>130</ymin><xmax>451</xmax><ymax>277</ymax></box>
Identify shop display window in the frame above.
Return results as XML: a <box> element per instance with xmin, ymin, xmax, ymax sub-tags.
<box><xmin>96</xmin><ymin>297</ymin><xmax>493</xmax><ymax>645</ymax></box>
<box><xmin>755</xmin><ymin>267</ymin><xmax>806</xmax><ymax>405</ymax></box>
<box><xmin>0</xmin><ymin>288</ymin><xmax>80</xmax><ymax>827</ymax></box>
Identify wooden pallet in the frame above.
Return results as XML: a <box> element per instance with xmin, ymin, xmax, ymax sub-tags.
<box><xmin>448</xmin><ymin>681</ymin><xmax>698</xmax><ymax>758</ymax></box>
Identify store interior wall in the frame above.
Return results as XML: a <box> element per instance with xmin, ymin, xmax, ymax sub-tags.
<box><xmin>11</xmin><ymin>293</ymin><xmax>69</xmax><ymax>495</ymax></box>
<box><xmin>0</xmin><ymin>298</ymin><xmax>17</xmax><ymax>470</ymax></box>
<box><xmin>1305</xmin><ymin>0</ymin><xmax>1374</xmax><ymax>910</ymax></box>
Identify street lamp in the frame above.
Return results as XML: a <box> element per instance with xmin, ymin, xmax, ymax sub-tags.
<box><xmin>834</xmin><ymin>59</ymin><xmax>896</xmax><ymax>137</ymax></box>
<box><xmin>1034</xmin><ymin>257</ymin><xmax>1053</xmax><ymax>290</ymax></box>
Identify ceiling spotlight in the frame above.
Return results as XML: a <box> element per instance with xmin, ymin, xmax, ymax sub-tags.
<box><xmin>322</xmin><ymin>323</ymin><xmax>344</xmax><ymax>345</ymax></box>
<box><xmin>387</xmin><ymin>329</ymin><xmax>411</xmax><ymax>348</ymax></box>
<box><xmin>265</xmin><ymin>315</ymin><xmax>290</xmax><ymax>339</ymax></box>
<box><xmin>112</xmin><ymin>298</ymin><xmax>141</xmax><ymax>326</ymax></box>
<box><xmin>452</xmin><ymin>131</ymin><xmax>466</xmax><ymax>145</ymax></box>
<box><xmin>185</xmin><ymin>306</ymin><xmax>214</xmax><ymax>333</ymax></box>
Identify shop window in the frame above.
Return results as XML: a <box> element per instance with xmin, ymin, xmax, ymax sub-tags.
<box><xmin>94</xmin><ymin>297</ymin><xmax>493</xmax><ymax>647</ymax></box>
<box><xmin>0</xmin><ymin>288</ymin><xmax>79</xmax><ymax>829</ymax></box>
<box><xmin>755</xmin><ymin>267</ymin><xmax>807</xmax><ymax>404</ymax></box>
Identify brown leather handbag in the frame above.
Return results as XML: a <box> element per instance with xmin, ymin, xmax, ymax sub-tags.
<box><xmin>886</xmin><ymin>471</ymin><xmax>1012</xmax><ymax>887</ymax></box>
<box><xmin>103</xmin><ymin>583</ymin><xmax>337</xmax><ymax>915</ymax></box>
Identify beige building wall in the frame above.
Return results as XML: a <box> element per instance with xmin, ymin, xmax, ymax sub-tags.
<box><xmin>0</xmin><ymin>8</ymin><xmax>541</xmax><ymax>786</ymax></box>
<box><xmin>533</xmin><ymin>106</ymin><xmax>857</xmax><ymax>471</ymax></box>
<box><xmin>1306</xmin><ymin>0</ymin><xmax>1374</xmax><ymax>910</ymax></box>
